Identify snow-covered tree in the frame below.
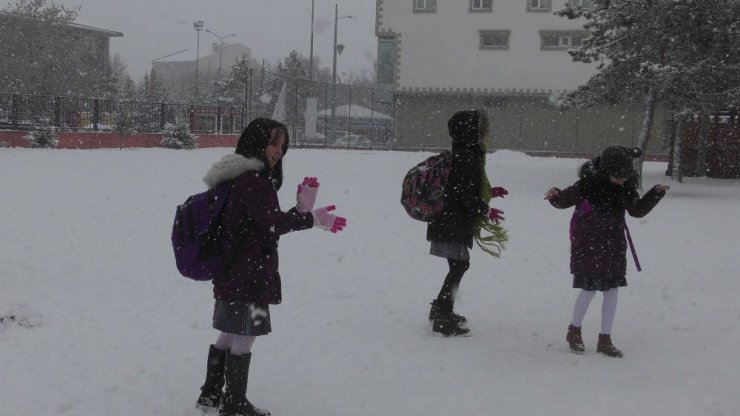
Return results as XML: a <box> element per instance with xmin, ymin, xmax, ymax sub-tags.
<box><xmin>25</xmin><ymin>126</ymin><xmax>59</xmax><ymax>148</ymax></box>
<box><xmin>556</xmin><ymin>0</ymin><xmax>740</xmax><ymax>182</ymax></box>
<box><xmin>273</xmin><ymin>50</ymin><xmax>314</xmax><ymax>123</ymax></box>
<box><xmin>140</xmin><ymin>69</ymin><xmax>168</xmax><ymax>102</ymax></box>
<box><xmin>161</xmin><ymin>122</ymin><xmax>198</xmax><ymax>149</ymax></box>
<box><xmin>208</xmin><ymin>56</ymin><xmax>250</xmax><ymax>106</ymax></box>
<box><xmin>0</xmin><ymin>0</ymin><xmax>111</xmax><ymax>97</ymax></box>
<box><xmin>113</xmin><ymin>102</ymin><xmax>136</xmax><ymax>135</ymax></box>
<box><xmin>107</xmin><ymin>54</ymin><xmax>137</xmax><ymax>101</ymax></box>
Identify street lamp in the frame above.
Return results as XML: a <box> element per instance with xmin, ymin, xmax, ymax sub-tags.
<box><xmin>193</xmin><ymin>20</ymin><xmax>204</xmax><ymax>100</ymax></box>
<box><xmin>331</xmin><ymin>4</ymin><xmax>353</xmax><ymax>127</ymax></box>
<box><xmin>205</xmin><ymin>29</ymin><xmax>236</xmax><ymax>79</ymax></box>
<box><xmin>309</xmin><ymin>0</ymin><xmax>315</xmax><ymax>80</ymax></box>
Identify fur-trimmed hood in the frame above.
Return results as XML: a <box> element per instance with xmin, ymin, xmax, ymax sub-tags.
<box><xmin>203</xmin><ymin>154</ymin><xmax>265</xmax><ymax>189</ymax></box>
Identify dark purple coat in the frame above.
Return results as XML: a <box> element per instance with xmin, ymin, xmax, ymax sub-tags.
<box><xmin>203</xmin><ymin>154</ymin><xmax>314</xmax><ymax>304</ymax></box>
<box><xmin>549</xmin><ymin>175</ymin><xmax>664</xmax><ymax>280</ymax></box>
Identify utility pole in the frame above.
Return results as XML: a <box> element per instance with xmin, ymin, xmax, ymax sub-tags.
<box><xmin>193</xmin><ymin>20</ymin><xmax>204</xmax><ymax>101</ymax></box>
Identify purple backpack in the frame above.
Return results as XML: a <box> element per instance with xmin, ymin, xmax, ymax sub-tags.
<box><xmin>171</xmin><ymin>181</ymin><xmax>233</xmax><ymax>281</ymax></box>
<box><xmin>401</xmin><ymin>151</ymin><xmax>453</xmax><ymax>221</ymax></box>
<box><xmin>569</xmin><ymin>199</ymin><xmax>592</xmax><ymax>240</ymax></box>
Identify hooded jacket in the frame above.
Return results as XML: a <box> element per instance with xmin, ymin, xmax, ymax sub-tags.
<box><xmin>548</xmin><ymin>159</ymin><xmax>665</xmax><ymax>279</ymax></box>
<box><xmin>203</xmin><ymin>154</ymin><xmax>314</xmax><ymax>304</ymax></box>
<box><xmin>427</xmin><ymin>111</ymin><xmax>489</xmax><ymax>245</ymax></box>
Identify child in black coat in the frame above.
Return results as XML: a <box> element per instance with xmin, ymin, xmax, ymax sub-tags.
<box><xmin>545</xmin><ymin>145</ymin><xmax>669</xmax><ymax>357</ymax></box>
<box><xmin>426</xmin><ymin>110</ymin><xmax>507</xmax><ymax>336</ymax></box>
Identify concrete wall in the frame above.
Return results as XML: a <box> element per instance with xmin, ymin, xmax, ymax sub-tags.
<box><xmin>0</xmin><ymin>131</ymin><xmax>238</xmax><ymax>149</ymax></box>
<box><xmin>394</xmin><ymin>93</ymin><xmax>668</xmax><ymax>155</ymax></box>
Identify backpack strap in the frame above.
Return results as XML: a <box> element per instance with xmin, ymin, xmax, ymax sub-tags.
<box><xmin>569</xmin><ymin>199</ymin><xmax>592</xmax><ymax>240</ymax></box>
<box><xmin>623</xmin><ymin>223</ymin><xmax>642</xmax><ymax>272</ymax></box>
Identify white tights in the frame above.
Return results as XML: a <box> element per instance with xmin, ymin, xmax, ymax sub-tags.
<box><xmin>214</xmin><ymin>332</ymin><xmax>256</xmax><ymax>356</ymax></box>
<box><xmin>570</xmin><ymin>288</ymin><xmax>619</xmax><ymax>335</ymax></box>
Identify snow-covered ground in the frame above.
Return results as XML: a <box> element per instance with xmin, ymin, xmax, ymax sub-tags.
<box><xmin>1</xmin><ymin>147</ymin><xmax>739</xmax><ymax>416</ymax></box>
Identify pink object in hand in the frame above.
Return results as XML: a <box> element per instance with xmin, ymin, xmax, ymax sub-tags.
<box><xmin>296</xmin><ymin>177</ymin><xmax>319</xmax><ymax>213</ymax></box>
<box><xmin>302</xmin><ymin>177</ymin><xmax>320</xmax><ymax>188</ymax></box>
<box><xmin>490</xmin><ymin>186</ymin><xmax>508</xmax><ymax>198</ymax></box>
<box><xmin>313</xmin><ymin>205</ymin><xmax>347</xmax><ymax>233</ymax></box>
<box><xmin>488</xmin><ymin>207</ymin><xmax>505</xmax><ymax>223</ymax></box>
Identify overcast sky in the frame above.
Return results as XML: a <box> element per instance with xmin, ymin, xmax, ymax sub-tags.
<box><xmin>55</xmin><ymin>0</ymin><xmax>377</xmax><ymax>83</ymax></box>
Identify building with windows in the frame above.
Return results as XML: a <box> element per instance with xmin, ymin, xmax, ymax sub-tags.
<box><xmin>375</xmin><ymin>0</ymin><xmax>666</xmax><ymax>153</ymax></box>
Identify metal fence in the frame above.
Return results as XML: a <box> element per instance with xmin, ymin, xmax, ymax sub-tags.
<box><xmin>239</xmin><ymin>68</ymin><xmax>396</xmax><ymax>148</ymax></box>
<box><xmin>0</xmin><ymin>74</ymin><xmax>397</xmax><ymax>149</ymax></box>
<box><xmin>0</xmin><ymin>94</ymin><xmax>244</xmax><ymax>134</ymax></box>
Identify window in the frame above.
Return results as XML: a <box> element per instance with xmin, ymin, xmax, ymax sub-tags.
<box><xmin>470</xmin><ymin>0</ymin><xmax>493</xmax><ymax>12</ymax></box>
<box><xmin>527</xmin><ymin>0</ymin><xmax>551</xmax><ymax>12</ymax></box>
<box><xmin>568</xmin><ymin>0</ymin><xmax>593</xmax><ymax>7</ymax></box>
<box><xmin>376</xmin><ymin>38</ymin><xmax>395</xmax><ymax>85</ymax></box>
<box><xmin>479</xmin><ymin>30</ymin><xmax>511</xmax><ymax>50</ymax></box>
<box><xmin>540</xmin><ymin>30</ymin><xmax>589</xmax><ymax>49</ymax></box>
<box><xmin>413</xmin><ymin>0</ymin><xmax>436</xmax><ymax>12</ymax></box>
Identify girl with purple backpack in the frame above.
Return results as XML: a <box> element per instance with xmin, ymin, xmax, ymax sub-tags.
<box><xmin>544</xmin><ymin>144</ymin><xmax>669</xmax><ymax>357</ymax></box>
<box><xmin>195</xmin><ymin>118</ymin><xmax>346</xmax><ymax>416</ymax></box>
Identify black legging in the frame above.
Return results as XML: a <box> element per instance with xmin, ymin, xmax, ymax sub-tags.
<box><xmin>436</xmin><ymin>259</ymin><xmax>470</xmax><ymax>306</ymax></box>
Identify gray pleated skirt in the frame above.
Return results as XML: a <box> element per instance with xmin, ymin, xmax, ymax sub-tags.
<box><xmin>212</xmin><ymin>300</ymin><xmax>272</xmax><ymax>336</ymax></box>
<box><xmin>430</xmin><ymin>240</ymin><xmax>470</xmax><ymax>261</ymax></box>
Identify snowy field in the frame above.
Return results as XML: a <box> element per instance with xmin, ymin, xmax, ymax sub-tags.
<box><xmin>1</xmin><ymin>147</ymin><xmax>739</xmax><ymax>416</ymax></box>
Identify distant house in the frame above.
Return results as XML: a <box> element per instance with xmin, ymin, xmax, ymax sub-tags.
<box><xmin>374</xmin><ymin>0</ymin><xmax>668</xmax><ymax>153</ymax></box>
<box><xmin>0</xmin><ymin>11</ymin><xmax>123</xmax><ymax>97</ymax></box>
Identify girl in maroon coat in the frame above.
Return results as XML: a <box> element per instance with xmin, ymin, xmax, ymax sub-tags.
<box><xmin>195</xmin><ymin>118</ymin><xmax>346</xmax><ymax>416</ymax></box>
<box><xmin>544</xmin><ymin>145</ymin><xmax>669</xmax><ymax>357</ymax></box>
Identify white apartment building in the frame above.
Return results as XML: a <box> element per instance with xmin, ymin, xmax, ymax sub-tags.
<box><xmin>375</xmin><ymin>0</ymin><xmax>665</xmax><ymax>153</ymax></box>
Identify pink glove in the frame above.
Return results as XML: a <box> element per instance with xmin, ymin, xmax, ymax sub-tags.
<box><xmin>312</xmin><ymin>205</ymin><xmax>347</xmax><ymax>233</ymax></box>
<box><xmin>296</xmin><ymin>177</ymin><xmax>319</xmax><ymax>213</ymax></box>
<box><xmin>491</xmin><ymin>186</ymin><xmax>508</xmax><ymax>198</ymax></box>
<box><xmin>488</xmin><ymin>207</ymin><xmax>505</xmax><ymax>224</ymax></box>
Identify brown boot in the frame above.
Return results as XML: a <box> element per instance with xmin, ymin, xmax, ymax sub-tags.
<box><xmin>566</xmin><ymin>325</ymin><xmax>585</xmax><ymax>353</ymax></box>
<box><xmin>597</xmin><ymin>333</ymin><xmax>623</xmax><ymax>358</ymax></box>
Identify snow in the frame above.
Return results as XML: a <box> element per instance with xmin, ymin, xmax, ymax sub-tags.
<box><xmin>1</xmin><ymin>147</ymin><xmax>739</xmax><ymax>416</ymax></box>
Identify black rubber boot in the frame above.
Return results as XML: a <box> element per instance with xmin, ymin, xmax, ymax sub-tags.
<box><xmin>219</xmin><ymin>352</ymin><xmax>270</xmax><ymax>416</ymax></box>
<box><xmin>432</xmin><ymin>316</ymin><xmax>470</xmax><ymax>337</ymax></box>
<box><xmin>196</xmin><ymin>345</ymin><xmax>226</xmax><ymax>409</ymax></box>
<box><xmin>428</xmin><ymin>299</ymin><xmax>467</xmax><ymax>324</ymax></box>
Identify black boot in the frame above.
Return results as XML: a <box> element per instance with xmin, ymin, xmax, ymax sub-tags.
<box><xmin>432</xmin><ymin>316</ymin><xmax>470</xmax><ymax>336</ymax></box>
<box><xmin>219</xmin><ymin>352</ymin><xmax>270</xmax><ymax>416</ymax></box>
<box><xmin>196</xmin><ymin>345</ymin><xmax>226</xmax><ymax>409</ymax></box>
<box><xmin>428</xmin><ymin>299</ymin><xmax>467</xmax><ymax>324</ymax></box>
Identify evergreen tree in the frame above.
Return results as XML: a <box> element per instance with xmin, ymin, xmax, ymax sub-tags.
<box><xmin>208</xmin><ymin>55</ymin><xmax>250</xmax><ymax>106</ymax></box>
<box><xmin>107</xmin><ymin>54</ymin><xmax>137</xmax><ymax>101</ymax></box>
<box><xmin>25</xmin><ymin>126</ymin><xmax>59</xmax><ymax>148</ymax></box>
<box><xmin>556</xmin><ymin>0</ymin><xmax>740</xmax><ymax>181</ymax></box>
<box><xmin>141</xmin><ymin>69</ymin><xmax>168</xmax><ymax>102</ymax></box>
<box><xmin>272</xmin><ymin>50</ymin><xmax>313</xmax><ymax>124</ymax></box>
<box><xmin>161</xmin><ymin>122</ymin><xmax>198</xmax><ymax>149</ymax></box>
